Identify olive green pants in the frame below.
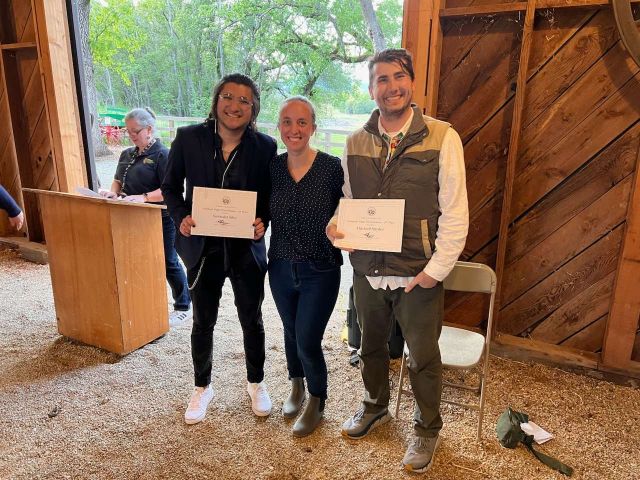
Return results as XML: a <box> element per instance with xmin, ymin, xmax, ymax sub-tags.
<box><xmin>353</xmin><ymin>273</ymin><xmax>444</xmax><ymax>437</ymax></box>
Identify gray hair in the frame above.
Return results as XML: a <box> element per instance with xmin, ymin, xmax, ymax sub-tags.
<box><xmin>125</xmin><ymin>107</ymin><xmax>157</xmax><ymax>136</ymax></box>
<box><xmin>278</xmin><ymin>96</ymin><xmax>317</xmax><ymax>126</ymax></box>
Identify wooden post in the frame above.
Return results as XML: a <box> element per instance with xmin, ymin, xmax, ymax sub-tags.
<box><xmin>492</xmin><ymin>0</ymin><xmax>537</xmax><ymax>334</ymax></box>
<box><xmin>601</xmin><ymin>139</ymin><xmax>640</xmax><ymax>368</ymax></box>
<box><xmin>403</xmin><ymin>0</ymin><xmax>434</xmax><ymax>111</ymax></box>
<box><xmin>32</xmin><ymin>0</ymin><xmax>86</xmax><ymax>192</ymax></box>
<box><xmin>168</xmin><ymin>118</ymin><xmax>175</xmax><ymax>143</ymax></box>
<box><xmin>424</xmin><ymin>0</ymin><xmax>443</xmax><ymax>116</ymax></box>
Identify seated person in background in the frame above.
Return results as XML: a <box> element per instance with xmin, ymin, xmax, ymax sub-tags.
<box><xmin>0</xmin><ymin>185</ymin><xmax>24</xmax><ymax>231</ymax></box>
<box><xmin>100</xmin><ymin>107</ymin><xmax>191</xmax><ymax>326</ymax></box>
<box><xmin>268</xmin><ymin>96</ymin><xmax>343</xmax><ymax>437</ymax></box>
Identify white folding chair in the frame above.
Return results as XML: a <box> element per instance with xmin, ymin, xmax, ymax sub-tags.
<box><xmin>394</xmin><ymin>261</ymin><xmax>497</xmax><ymax>440</ymax></box>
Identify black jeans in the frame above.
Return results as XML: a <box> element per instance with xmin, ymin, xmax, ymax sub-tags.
<box><xmin>161</xmin><ymin>215</ymin><xmax>190</xmax><ymax>311</ymax></box>
<box><xmin>188</xmin><ymin>249</ymin><xmax>266</xmax><ymax>387</ymax></box>
<box><xmin>268</xmin><ymin>259</ymin><xmax>340</xmax><ymax>399</ymax></box>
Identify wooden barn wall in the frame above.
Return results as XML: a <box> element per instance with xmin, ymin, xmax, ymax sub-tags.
<box><xmin>0</xmin><ymin>0</ymin><xmax>55</xmax><ymax>241</ymax></box>
<box><xmin>1</xmin><ymin>0</ymin><xmax>85</xmax><ymax>242</ymax></box>
<box><xmin>429</xmin><ymin>3</ymin><xmax>640</xmax><ymax>361</ymax></box>
<box><xmin>0</xmin><ymin>0</ymin><xmax>31</xmax><ymax>237</ymax></box>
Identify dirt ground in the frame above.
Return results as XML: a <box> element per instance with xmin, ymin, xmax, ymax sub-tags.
<box><xmin>0</xmin><ymin>246</ymin><xmax>639</xmax><ymax>480</ymax></box>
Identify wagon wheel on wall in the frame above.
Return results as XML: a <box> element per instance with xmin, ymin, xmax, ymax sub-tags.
<box><xmin>612</xmin><ymin>0</ymin><xmax>640</xmax><ymax>67</ymax></box>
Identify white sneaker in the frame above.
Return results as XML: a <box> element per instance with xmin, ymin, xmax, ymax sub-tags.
<box><xmin>184</xmin><ymin>385</ymin><xmax>214</xmax><ymax>424</ymax></box>
<box><xmin>170</xmin><ymin>309</ymin><xmax>192</xmax><ymax>327</ymax></box>
<box><xmin>247</xmin><ymin>381</ymin><xmax>272</xmax><ymax>416</ymax></box>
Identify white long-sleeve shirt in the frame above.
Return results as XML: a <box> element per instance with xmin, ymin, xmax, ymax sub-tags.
<box><xmin>332</xmin><ymin>114</ymin><xmax>469</xmax><ymax>289</ymax></box>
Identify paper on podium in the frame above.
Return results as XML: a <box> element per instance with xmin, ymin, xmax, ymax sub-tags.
<box><xmin>191</xmin><ymin>187</ymin><xmax>257</xmax><ymax>239</ymax></box>
<box><xmin>76</xmin><ymin>187</ymin><xmax>104</xmax><ymax>199</ymax></box>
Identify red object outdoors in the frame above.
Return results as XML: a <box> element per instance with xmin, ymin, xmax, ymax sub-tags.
<box><xmin>100</xmin><ymin>125</ymin><xmax>125</xmax><ymax>146</ymax></box>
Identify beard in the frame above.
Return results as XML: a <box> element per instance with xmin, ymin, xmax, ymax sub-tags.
<box><xmin>378</xmin><ymin>93</ymin><xmax>412</xmax><ymax>119</ymax></box>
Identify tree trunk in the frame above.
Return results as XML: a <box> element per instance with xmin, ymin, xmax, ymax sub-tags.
<box><xmin>75</xmin><ymin>0</ymin><xmax>110</xmax><ymax>157</ymax></box>
<box><xmin>302</xmin><ymin>73</ymin><xmax>320</xmax><ymax>98</ymax></box>
<box><xmin>359</xmin><ymin>0</ymin><xmax>386</xmax><ymax>52</ymax></box>
<box><xmin>105</xmin><ymin>69</ymin><xmax>115</xmax><ymax>106</ymax></box>
<box><xmin>164</xmin><ymin>1</ymin><xmax>185</xmax><ymax>116</ymax></box>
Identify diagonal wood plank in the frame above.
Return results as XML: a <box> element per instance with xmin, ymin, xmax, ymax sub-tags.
<box><xmin>529</xmin><ymin>272</ymin><xmax>614</xmax><ymax>343</ymax></box>
<box><xmin>512</xmin><ymin>72</ymin><xmax>640</xmax><ymax>221</ymax></box>
<box><xmin>521</xmin><ymin>8</ymin><xmax>620</xmax><ymax>128</ymax></box>
<box><xmin>518</xmin><ymin>42</ymin><xmax>639</xmax><ymax>182</ymax></box>
<box><xmin>438</xmin><ymin>15</ymin><xmax>522</xmax><ymax>128</ymax></box>
<box><xmin>506</xmin><ymin>122</ymin><xmax>640</xmax><ymax>265</ymax></box>
<box><xmin>446</xmin><ymin>8</ymin><xmax>595</xmax><ymax>142</ymax></box>
<box><xmin>11</xmin><ymin>0</ymin><xmax>32</xmax><ymax>44</ymax></box>
<box><xmin>439</xmin><ymin>16</ymin><xmax>499</xmax><ymax>83</ymax></box>
<box><xmin>501</xmin><ymin>225</ymin><xmax>623</xmax><ymax>335</ymax></box>
<box><xmin>445</xmin><ymin>292</ymin><xmax>491</xmax><ymax>328</ymax></box>
<box><xmin>463</xmin><ymin>12</ymin><xmax>625</xmax><ymax>216</ymax></box>
<box><xmin>464</xmin><ymin>194</ymin><xmax>502</xmax><ymax>258</ymax></box>
<box><xmin>464</xmin><ymin>107</ymin><xmax>511</xmax><ymax>218</ymax></box>
<box><xmin>560</xmin><ymin>315</ymin><xmax>607</xmax><ymax>352</ymax></box>
<box><xmin>503</xmin><ymin>175</ymin><xmax>631</xmax><ymax>304</ymax></box>
<box><xmin>17</xmin><ymin>8</ymin><xmax>35</xmax><ymax>44</ymax></box>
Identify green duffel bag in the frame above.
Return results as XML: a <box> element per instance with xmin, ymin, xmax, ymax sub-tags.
<box><xmin>496</xmin><ymin>407</ymin><xmax>574</xmax><ymax>477</ymax></box>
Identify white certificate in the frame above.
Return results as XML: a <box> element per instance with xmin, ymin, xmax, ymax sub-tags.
<box><xmin>334</xmin><ymin>199</ymin><xmax>405</xmax><ymax>252</ymax></box>
<box><xmin>191</xmin><ymin>187</ymin><xmax>256</xmax><ymax>239</ymax></box>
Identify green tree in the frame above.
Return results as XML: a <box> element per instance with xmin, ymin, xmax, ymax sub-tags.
<box><xmin>89</xmin><ymin>0</ymin><xmax>403</xmax><ymax>120</ymax></box>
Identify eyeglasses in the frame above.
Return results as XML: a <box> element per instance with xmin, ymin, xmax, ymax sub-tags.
<box><xmin>126</xmin><ymin>126</ymin><xmax>146</xmax><ymax>136</ymax></box>
<box><xmin>218</xmin><ymin>93</ymin><xmax>252</xmax><ymax>108</ymax></box>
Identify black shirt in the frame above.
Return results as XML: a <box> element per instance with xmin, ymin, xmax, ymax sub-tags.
<box><xmin>114</xmin><ymin>140</ymin><xmax>168</xmax><ymax>197</ymax></box>
<box><xmin>114</xmin><ymin>140</ymin><xmax>169</xmax><ymax>216</ymax></box>
<box><xmin>269</xmin><ymin>150</ymin><xmax>344</xmax><ymax>266</ymax></box>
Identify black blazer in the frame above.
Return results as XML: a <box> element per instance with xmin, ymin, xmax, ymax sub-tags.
<box><xmin>161</xmin><ymin>120</ymin><xmax>277</xmax><ymax>270</ymax></box>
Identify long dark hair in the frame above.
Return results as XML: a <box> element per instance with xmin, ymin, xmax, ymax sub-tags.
<box><xmin>208</xmin><ymin>73</ymin><xmax>261</xmax><ymax>131</ymax></box>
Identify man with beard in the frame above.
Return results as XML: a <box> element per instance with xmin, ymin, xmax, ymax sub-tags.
<box><xmin>327</xmin><ymin>49</ymin><xmax>468</xmax><ymax>472</ymax></box>
<box><xmin>162</xmin><ymin>73</ymin><xmax>276</xmax><ymax>424</ymax></box>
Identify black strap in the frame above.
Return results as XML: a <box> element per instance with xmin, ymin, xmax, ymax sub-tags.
<box><xmin>523</xmin><ymin>436</ymin><xmax>574</xmax><ymax>477</ymax></box>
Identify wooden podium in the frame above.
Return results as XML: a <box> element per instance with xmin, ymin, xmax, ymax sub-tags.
<box><xmin>25</xmin><ymin>189</ymin><xmax>169</xmax><ymax>354</ymax></box>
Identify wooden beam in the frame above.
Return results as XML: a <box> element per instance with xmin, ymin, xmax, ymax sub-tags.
<box><xmin>403</xmin><ymin>0</ymin><xmax>434</xmax><ymax>111</ymax></box>
<box><xmin>425</xmin><ymin>0</ymin><xmax>443</xmax><ymax>116</ymax></box>
<box><xmin>31</xmin><ymin>0</ymin><xmax>85</xmax><ymax>192</ymax></box>
<box><xmin>493</xmin><ymin>333</ymin><xmax>599</xmax><ymax>369</ymax></box>
<box><xmin>0</xmin><ymin>42</ymin><xmax>37</xmax><ymax>50</ymax></box>
<box><xmin>441</xmin><ymin>3</ymin><xmax>528</xmax><ymax>18</ymax></box>
<box><xmin>540</xmin><ymin>0</ymin><xmax>640</xmax><ymax>8</ymax></box>
<box><xmin>598</xmin><ymin>360</ymin><xmax>640</xmax><ymax>381</ymax></box>
<box><xmin>493</xmin><ymin>333</ymin><xmax>640</xmax><ymax>383</ymax></box>
<box><xmin>440</xmin><ymin>0</ymin><xmax>640</xmax><ymax>18</ymax></box>
<box><xmin>493</xmin><ymin>0</ymin><xmax>537</xmax><ymax>334</ymax></box>
<box><xmin>601</xmin><ymin>127</ymin><xmax>640</xmax><ymax>368</ymax></box>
